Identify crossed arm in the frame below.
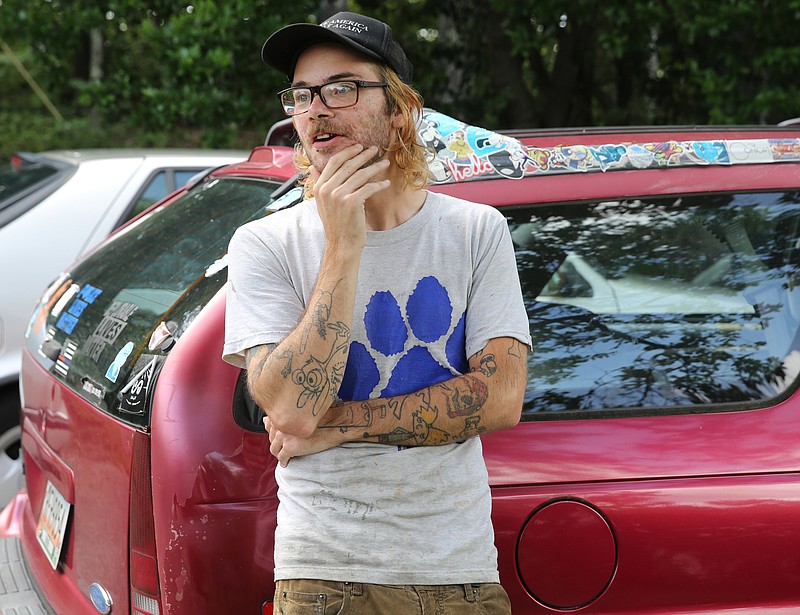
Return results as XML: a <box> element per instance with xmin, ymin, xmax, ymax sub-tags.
<box><xmin>246</xmin><ymin>317</ymin><xmax>528</xmax><ymax>466</ymax></box>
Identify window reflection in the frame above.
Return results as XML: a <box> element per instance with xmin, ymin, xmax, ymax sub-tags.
<box><xmin>511</xmin><ymin>192</ymin><xmax>800</xmax><ymax>418</ymax></box>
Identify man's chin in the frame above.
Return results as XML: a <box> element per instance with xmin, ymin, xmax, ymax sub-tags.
<box><xmin>305</xmin><ymin>144</ymin><xmax>388</xmax><ymax>172</ymax></box>
<box><xmin>361</xmin><ymin>149</ymin><xmax>388</xmax><ymax>169</ymax></box>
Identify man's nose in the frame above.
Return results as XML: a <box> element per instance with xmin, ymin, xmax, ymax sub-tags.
<box><xmin>307</xmin><ymin>91</ymin><xmax>332</xmax><ymax>118</ymax></box>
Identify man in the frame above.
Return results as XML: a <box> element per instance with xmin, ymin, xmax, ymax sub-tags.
<box><xmin>223</xmin><ymin>11</ymin><xmax>531</xmax><ymax>614</ymax></box>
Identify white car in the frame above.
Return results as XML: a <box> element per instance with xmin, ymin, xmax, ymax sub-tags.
<box><xmin>0</xmin><ymin>148</ymin><xmax>247</xmax><ymax>507</ymax></box>
<box><xmin>535</xmin><ymin>252</ymin><xmax>756</xmax><ymax>315</ymax></box>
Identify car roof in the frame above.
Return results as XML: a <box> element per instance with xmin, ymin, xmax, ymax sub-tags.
<box><xmin>504</xmin><ymin>123</ymin><xmax>800</xmax><ymax>141</ymax></box>
<box><xmin>28</xmin><ymin>148</ymin><xmax>250</xmax><ymax>165</ymax></box>
<box><xmin>209</xmin><ymin>110</ymin><xmax>800</xmax><ymax>193</ymax></box>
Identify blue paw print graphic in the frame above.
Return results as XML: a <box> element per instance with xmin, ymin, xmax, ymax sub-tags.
<box><xmin>338</xmin><ymin>276</ymin><xmax>468</xmax><ymax>401</ymax></box>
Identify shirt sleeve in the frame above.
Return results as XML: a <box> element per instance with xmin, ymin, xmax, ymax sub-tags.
<box><xmin>222</xmin><ymin>222</ymin><xmax>305</xmax><ymax>368</ymax></box>
<box><xmin>464</xmin><ymin>206</ymin><xmax>532</xmax><ymax>359</ymax></box>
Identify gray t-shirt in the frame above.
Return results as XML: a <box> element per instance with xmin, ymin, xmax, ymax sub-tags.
<box><xmin>223</xmin><ymin>191</ymin><xmax>531</xmax><ymax>584</ymax></box>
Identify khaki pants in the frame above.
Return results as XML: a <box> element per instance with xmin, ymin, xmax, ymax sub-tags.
<box><xmin>273</xmin><ymin>579</ymin><xmax>512</xmax><ymax>615</ymax></box>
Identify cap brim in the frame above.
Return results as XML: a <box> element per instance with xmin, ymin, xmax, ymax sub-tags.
<box><xmin>262</xmin><ymin>23</ymin><xmax>385</xmax><ymax>81</ymax></box>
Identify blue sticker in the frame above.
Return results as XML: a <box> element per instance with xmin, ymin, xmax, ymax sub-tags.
<box><xmin>67</xmin><ymin>299</ymin><xmax>88</xmax><ymax>318</ymax></box>
<box><xmin>105</xmin><ymin>341</ymin><xmax>134</xmax><ymax>383</ymax></box>
<box><xmin>78</xmin><ymin>284</ymin><xmax>103</xmax><ymax>304</ymax></box>
<box><xmin>56</xmin><ymin>312</ymin><xmax>79</xmax><ymax>334</ymax></box>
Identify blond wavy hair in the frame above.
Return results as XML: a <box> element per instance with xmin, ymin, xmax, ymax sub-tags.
<box><xmin>294</xmin><ymin>63</ymin><xmax>430</xmax><ymax>199</ymax></box>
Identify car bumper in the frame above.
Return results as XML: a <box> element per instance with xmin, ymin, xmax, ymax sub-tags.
<box><xmin>0</xmin><ymin>492</ymin><xmax>55</xmax><ymax>613</ymax></box>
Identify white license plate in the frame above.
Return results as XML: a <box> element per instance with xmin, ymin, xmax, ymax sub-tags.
<box><xmin>36</xmin><ymin>481</ymin><xmax>71</xmax><ymax>569</ymax></box>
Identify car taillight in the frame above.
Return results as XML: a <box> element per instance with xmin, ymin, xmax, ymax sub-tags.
<box><xmin>130</xmin><ymin>430</ymin><xmax>163</xmax><ymax>615</ymax></box>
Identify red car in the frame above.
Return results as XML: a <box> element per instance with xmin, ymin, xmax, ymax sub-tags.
<box><xmin>2</xmin><ymin>111</ymin><xmax>800</xmax><ymax>614</ymax></box>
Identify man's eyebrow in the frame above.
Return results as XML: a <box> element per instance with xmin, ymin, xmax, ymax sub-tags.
<box><xmin>291</xmin><ymin>72</ymin><xmax>366</xmax><ymax>87</ymax></box>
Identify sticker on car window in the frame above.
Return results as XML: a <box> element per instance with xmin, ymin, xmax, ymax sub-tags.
<box><xmin>118</xmin><ymin>355</ymin><xmax>162</xmax><ymax>415</ymax></box>
<box><xmin>205</xmin><ymin>254</ymin><xmax>229</xmax><ymax>278</ymax></box>
<box><xmin>81</xmin><ymin>377</ymin><xmax>106</xmax><ymax>401</ymax></box>
<box><xmin>77</xmin><ymin>284</ymin><xmax>103</xmax><ymax>304</ymax></box>
<box><xmin>54</xmin><ymin>339</ymin><xmax>77</xmax><ymax>378</ymax></box>
<box><xmin>105</xmin><ymin>341</ymin><xmax>134</xmax><ymax>383</ymax></box>
<box><xmin>83</xmin><ymin>301</ymin><xmax>138</xmax><ymax>363</ymax></box>
<box><xmin>54</xmin><ymin>284</ymin><xmax>104</xmax><ymax>334</ymax></box>
<box><xmin>55</xmin><ymin>311</ymin><xmax>79</xmax><ymax>334</ymax></box>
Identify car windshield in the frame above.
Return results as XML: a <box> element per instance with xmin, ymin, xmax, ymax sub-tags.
<box><xmin>26</xmin><ymin>176</ymin><xmax>281</xmax><ymax>426</ymax></box>
<box><xmin>511</xmin><ymin>191</ymin><xmax>800</xmax><ymax>418</ymax></box>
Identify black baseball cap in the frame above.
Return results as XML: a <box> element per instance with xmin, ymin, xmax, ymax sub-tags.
<box><xmin>262</xmin><ymin>11</ymin><xmax>413</xmax><ymax>85</ymax></box>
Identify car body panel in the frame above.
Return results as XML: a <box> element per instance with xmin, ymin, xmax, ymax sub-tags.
<box><xmin>493</xmin><ymin>474</ymin><xmax>800</xmax><ymax>613</ymax></box>
<box><xmin>19</xmin><ymin>351</ymin><xmax>137</xmax><ymax>615</ymax></box>
<box><xmin>150</xmin><ymin>288</ymin><xmax>278</xmax><ymax>614</ymax></box>
<box><xmin>3</xmin><ymin>115</ymin><xmax>800</xmax><ymax>613</ymax></box>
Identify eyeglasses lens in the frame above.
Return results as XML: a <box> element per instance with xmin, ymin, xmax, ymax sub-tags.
<box><xmin>281</xmin><ymin>82</ymin><xmax>359</xmax><ymax>116</ymax></box>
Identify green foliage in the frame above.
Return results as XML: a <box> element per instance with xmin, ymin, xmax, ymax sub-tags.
<box><xmin>0</xmin><ymin>0</ymin><xmax>317</xmax><ymax>150</ymax></box>
<box><xmin>1</xmin><ymin>0</ymin><xmax>799</xmax><ymax>155</ymax></box>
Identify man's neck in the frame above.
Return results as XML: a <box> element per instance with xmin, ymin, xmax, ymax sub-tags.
<box><xmin>364</xmin><ymin>187</ymin><xmax>426</xmax><ymax>231</ymax></box>
<box><xmin>363</xmin><ymin>166</ymin><xmax>427</xmax><ymax>231</ymax></box>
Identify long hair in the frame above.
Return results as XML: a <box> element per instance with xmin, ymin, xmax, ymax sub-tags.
<box><xmin>294</xmin><ymin>63</ymin><xmax>430</xmax><ymax>199</ymax></box>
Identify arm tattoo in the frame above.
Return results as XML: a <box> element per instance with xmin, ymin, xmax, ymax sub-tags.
<box><xmin>445</xmin><ymin>374</ymin><xmax>488</xmax><ymax>418</ymax></box>
<box><xmin>301</xmin><ymin>290</ymin><xmax>333</xmax><ymax>350</ymax></box>
<box><xmin>286</xmin><ymin>289</ymin><xmax>352</xmax><ymax>415</ymax></box>
<box><xmin>248</xmin><ymin>343</ymin><xmax>277</xmax><ymax>378</ymax></box>
<box><xmin>245</xmin><ymin>288</ymin><xmax>353</xmax><ymax>417</ymax></box>
<box><xmin>472</xmin><ymin>352</ymin><xmax>497</xmax><ymax>377</ymax></box>
<box><xmin>323</xmin><ymin>377</ymin><xmax>489</xmax><ymax>446</ymax></box>
<box><xmin>507</xmin><ymin>338</ymin><xmax>524</xmax><ymax>359</ymax></box>
<box><xmin>291</xmin><ymin>320</ymin><xmax>350</xmax><ymax>415</ymax></box>
<box><xmin>245</xmin><ymin>344</ymin><xmax>275</xmax><ymax>386</ymax></box>
<box><xmin>248</xmin><ymin>343</ymin><xmax>294</xmax><ymax>378</ymax></box>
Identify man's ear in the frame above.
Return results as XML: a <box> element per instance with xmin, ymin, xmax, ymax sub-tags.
<box><xmin>390</xmin><ymin>107</ymin><xmax>404</xmax><ymax>130</ymax></box>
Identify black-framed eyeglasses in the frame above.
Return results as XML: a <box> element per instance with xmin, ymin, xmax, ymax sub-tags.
<box><xmin>277</xmin><ymin>80</ymin><xmax>388</xmax><ymax>116</ymax></box>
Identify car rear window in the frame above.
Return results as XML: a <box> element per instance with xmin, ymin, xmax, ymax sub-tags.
<box><xmin>26</xmin><ymin>177</ymin><xmax>281</xmax><ymax>427</ymax></box>
<box><xmin>0</xmin><ymin>154</ymin><xmax>69</xmax><ymax>228</ymax></box>
<box><xmin>511</xmin><ymin>191</ymin><xmax>800</xmax><ymax>419</ymax></box>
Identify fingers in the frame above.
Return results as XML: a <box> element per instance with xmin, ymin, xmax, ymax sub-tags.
<box><xmin>317</xmin><ymin>143</ymin><xmax>375</xmax><ymax>182</ymax></box>
<box><xmin>315</xmin><ymin>145</ymin><xmax>390</xmax><ymax>202</ymax></box>
<box><xmin>263</xmin><ymin>416</ymin><xmax>291</xmax><ymax>467</ymax></box>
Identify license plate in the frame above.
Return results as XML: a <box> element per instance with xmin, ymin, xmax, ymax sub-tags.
<box><xmin>36</xmin><ymin>481</ymin><xmax>71</xmax><ymax>569</ymax></box>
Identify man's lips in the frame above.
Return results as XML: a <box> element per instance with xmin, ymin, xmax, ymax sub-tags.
<box><xmin>311</xmin><ymin>132</ymin><xmax>350</xmax><ymax>150</ymax></box>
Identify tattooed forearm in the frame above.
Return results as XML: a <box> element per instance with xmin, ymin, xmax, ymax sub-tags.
<box><xmin>290</xmin><ymin>319</ymin><xmax>350</xmax><ymax>415</ymax></box>
<box><xmin>312</xmin><ymin>337</ymin><xmax>526</xmax><ymax>447</ymax></box>
<box><xmin>245</xmin><ymin>344</ymin><xmax>278</xmax><ymax>393</ymax></box>
<box><xmin>301</xmin><ymin>290</ymin><xmax>333</xmax><ymax>349</ymax></box>
<box><xmin>246</xmin><ymin>285</ymin><xmax>353</xmax><ymax>418</ymax></box>
<box><xmin>319</xmin><ymin>379</ymin><xmax>488</xmax><ymax>447</ymax></box>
